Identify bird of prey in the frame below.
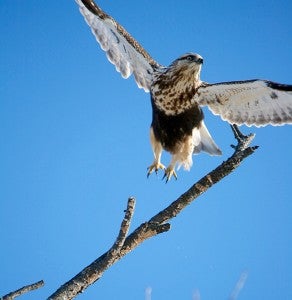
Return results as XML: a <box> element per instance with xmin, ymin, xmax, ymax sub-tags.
<box><xmin>76</xmin><ymin>0</ymin><xmax>292</xmax><ymax>181</ymax></box>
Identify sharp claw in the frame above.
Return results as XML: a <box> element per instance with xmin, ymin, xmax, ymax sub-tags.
<box><xmin>173</xmin><ymin>172</ymin><xmax>178</xmax><ymax>180</ymax></box>
<box><xmin>147</xmin><ymin>162</ymin><xmax>178</xmax><ymax>182</ymax></box>
<box><xmin>163</xmin><ymin>167</ymin><xmax>178</xmax><ymax>183</ymax></box>
<box><xmin>147</xmin><ymin>162</ymin><xmax>166</xmax><ymax>177</ymax></box>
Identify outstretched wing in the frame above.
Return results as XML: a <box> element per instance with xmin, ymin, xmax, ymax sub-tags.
<box><xmin>76</xmin><ymin>0</ymin><xmax>160</xmax><ymax>92</ymax></box>
<box><xmin>195</xmin><ymin>79</ymin><xmax>292</xmax><ymax>127</ymax></box>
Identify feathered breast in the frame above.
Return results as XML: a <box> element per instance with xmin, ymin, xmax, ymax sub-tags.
<box><xmin>151</xmin><ymin>66</ymin><xmax>199</xmax><ymax>116</ymax></box>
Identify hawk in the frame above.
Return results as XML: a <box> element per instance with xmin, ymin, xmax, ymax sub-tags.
<box><xmin>76</xmin><ymin>0</ymin><xmax>292</xmax><ymax>181</ymax></box>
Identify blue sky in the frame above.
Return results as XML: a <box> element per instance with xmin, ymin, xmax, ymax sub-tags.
<box><xmin>1</xmin><ymin>1</ymin><xmax>292</xmax><ymax>299</ymax></box>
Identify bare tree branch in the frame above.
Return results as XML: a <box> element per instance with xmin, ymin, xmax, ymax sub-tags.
<box><xmin>1</xmin><ymin>280</ymin><xmax>44</xmax><ymax>300</ymax></box>
<box><xmin>109</xmin><ymin>196</ymin><xmax>135</xmax><ymax>254</ymax></box>
<box><xmin>48</xmin><ymin>127</ymin><xmax>258</xmax><ymax>300</ymax></box>
<box><xmin>48</xmin><ymin>197</ymin><xmax>167</xmax><ymax>300</ymax></box>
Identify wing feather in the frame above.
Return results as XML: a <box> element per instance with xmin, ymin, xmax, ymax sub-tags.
<box><xmin>195</xmin><ymin>80</ymin><xmax>292</xmax><ymax>127</ymax></box>
<box><xmin>76</xmin><ymin>0</ymin><xmax>160</xmax><ymax>92</ymax></box>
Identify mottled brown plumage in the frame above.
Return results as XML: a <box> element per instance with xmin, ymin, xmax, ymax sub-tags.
<box><xmin>147</xmin><ymin>54</ymin><xmax>221</xmax><ymax>180</ymax></box>
<box><xmin>76</xmin><ymin>0</ymin><xmax>292</xmax><ymax>181</ymax></box>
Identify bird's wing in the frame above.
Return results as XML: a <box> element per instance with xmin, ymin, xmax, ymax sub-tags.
<box><xmin>76</xmin><ymin>0</ymin><xmax>160</xmax><ymax>92</ymax></box>
<box><xmin>195</xmin><ymin>79</ymin><xmax>292</xmax><ymax>127</ymax></box>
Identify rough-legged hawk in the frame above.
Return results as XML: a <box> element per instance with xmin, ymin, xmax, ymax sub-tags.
<box><xmin>76</xmin><ymin>0</ymin><xmax>292</xmax><ymax>181</ymax></box>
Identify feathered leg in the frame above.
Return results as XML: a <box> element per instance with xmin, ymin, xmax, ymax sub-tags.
<box><xmin>147</xmin><ymin>127</ymin><xmax>166</xmax><ymax>177</ymax></box>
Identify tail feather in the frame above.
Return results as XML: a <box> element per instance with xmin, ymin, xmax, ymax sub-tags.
<box><xmin>193</xmin><ymin>121</ymin><xmax>222</xmax><ymax>156</ymax></box>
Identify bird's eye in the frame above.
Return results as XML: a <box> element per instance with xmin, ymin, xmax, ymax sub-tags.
<box><xmin>186</xmin><ymin>56</ymin><xmax>193</xmax><ymax>61</ymax></box>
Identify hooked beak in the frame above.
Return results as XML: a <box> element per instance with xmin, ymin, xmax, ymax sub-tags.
<box><xmin>196</xmin><ymin>57</ymin><xmax>203</xmax><ymax>64</ymax></box>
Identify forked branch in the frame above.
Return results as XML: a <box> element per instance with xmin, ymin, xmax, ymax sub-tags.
<box><xmin>47</xmin><ymin>126</ymin><xmax>258</xmax><ymax>300</ymax></box>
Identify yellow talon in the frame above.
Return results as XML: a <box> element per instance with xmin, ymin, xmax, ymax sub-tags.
<box><xmin>163</xmin><ymin>167</ymin><xmax>178</xmax><ymax>183</ymax></box>
<box><xmin>147</xmin><ymin>162</ymin><xmax>166</xmax><ymax>177</ymax></box>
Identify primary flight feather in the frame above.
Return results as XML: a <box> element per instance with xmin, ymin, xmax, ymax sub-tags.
<box><xmin>76</xmin><ymin>0</ymin><xmax>292</xmax><ymax>181</ymax></box>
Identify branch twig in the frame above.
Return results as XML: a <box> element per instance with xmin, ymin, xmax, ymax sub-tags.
<box><xmin>48</xmin><ymin>127</ymin><xmax>258</xmax><ymax>300</ymax></box>
<box><xmin>48</xmin><ymin>197</ymin><xmax>152</xmax><ymax>300</ymax></box>
<box><xmin>1</xmin><ymin>280</ymin><xmax>44</xmax><ymax>300</ymax></box>
<box><xmin>110</xmin><ymin>196</ymin><xmax>135</xmax><ymax>254</ymax></box>
<box><xmin>230</xmin><ymin>124</ymin><xmax>255</xmax><ymax>151</ymax></box>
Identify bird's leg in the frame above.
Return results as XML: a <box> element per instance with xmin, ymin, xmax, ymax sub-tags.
<box><xmin>147</xmin><ymin>144</ymin><xmax>165</xmax><ymax>177</ymax></box>
<box><xmin>147</xmin><ymin>153</ymin><xmax>165</xmax><ymax>177</ymax></box>
<box><xmin>147</xmin><ymin>128</ymin><xmax>166</xmax><ymax>177</ymax></box>
<box><xmin>230</xmin><ymin>124</ymin><xmax>255</xmax><ymax>151</ymax></box>
<box><xmin>163</xmin><ymin>157</ymin><xmax>178</xmax><ymax>183</ymax></box>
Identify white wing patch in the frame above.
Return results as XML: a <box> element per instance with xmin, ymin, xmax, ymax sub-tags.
<box><xmin>195</xmin><ymin>80</ymin><xmax>292</xmax><ymax>127</ymax></box>
<box><xmin>76</xmin><ymin>0</ymin><xmax>159</xmax><ymax>92</ymax></box>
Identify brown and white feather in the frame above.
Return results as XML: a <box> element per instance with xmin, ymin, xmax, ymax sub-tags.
<box><xmin>195</xmin><ymin>80</ymin><xmax>292</xmax><ymax>126</ymax></box>
<box><xmin>76</xmin><ymin>0</ymin><xmax>292</xmax><ymax>180</ymax></box>
<box><xmin>76</xmin><ymin>0</ymin><xmax>160</xmax><ymax>92</ymax></box>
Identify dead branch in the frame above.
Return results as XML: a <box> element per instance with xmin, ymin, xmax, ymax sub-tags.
<box><xmin>48</xmin><ymin>126</ymin><xmax>258</xmax><ymax>300</ymax></box>
<box><xmin>1</xmin><ymin>280</ymin><xmax>44</xmax><ymax>300</ymax></box>
<box><xmin>109</xmin><ymin>196</ymin><xmax>135</xmax><ymax>254</ymax></box>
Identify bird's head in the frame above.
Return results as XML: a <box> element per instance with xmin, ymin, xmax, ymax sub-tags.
<box><xmin>169</xmin><ymin>53</ymin><xmax>203</xmax><ymax>80</ymax></box>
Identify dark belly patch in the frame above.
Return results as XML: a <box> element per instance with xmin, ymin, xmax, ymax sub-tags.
<box><xmin>151</xmin><ymin>104</ymin><xmax>203</xmax><ymax>152</ymax></box>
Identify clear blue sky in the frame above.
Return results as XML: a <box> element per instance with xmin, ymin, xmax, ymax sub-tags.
<box><xmin>1</xmin><ymin>1</ymin><xmax>292</xmax><ymax>299</ymax></box>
